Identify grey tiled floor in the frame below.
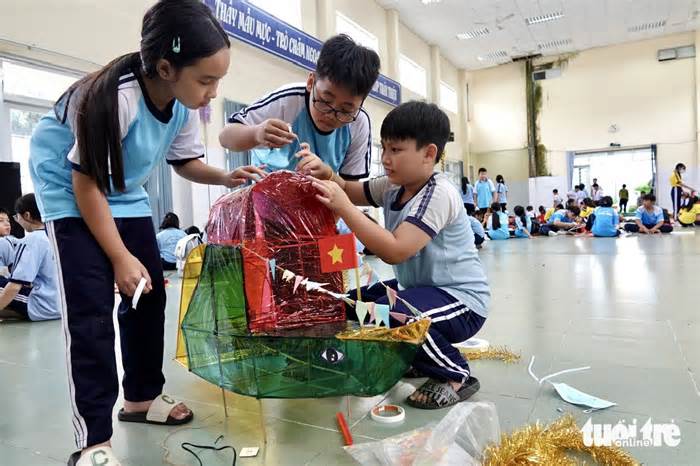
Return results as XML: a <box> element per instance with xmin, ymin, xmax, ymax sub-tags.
<box><xmin>1</xmin><ymin>232</ymin><xmax>698</xmax><ymax>465</ymax></box>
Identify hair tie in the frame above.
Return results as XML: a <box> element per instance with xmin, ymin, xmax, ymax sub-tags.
<box><xmin>172</xmin><ymin>37</ymin><xmax>181</xmax><ymax>54</ymax></box>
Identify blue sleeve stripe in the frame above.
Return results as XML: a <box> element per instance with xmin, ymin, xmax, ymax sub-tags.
<box><xmin>166</xmin><ymin>154</ymin><xmax>204</xmax><ymax>166</ymax></box>
<box><xmin>405</xmin><ymin>216</ymin><xmax>437</xmax><ymax>239</ymax></box>
<box><xmin>229</xmin><ymin>88</ymin><xmax>306</xmax><ymax>123</ymax></box>
<box><xmin>414</xmin><ymin>176</ymin><xmax>437</xmax><ymax>221</ymax></box>
<box><xmin>363</xmin><ymin>181</ymin><xmax>379</xmax><ymax>207</ymax></box>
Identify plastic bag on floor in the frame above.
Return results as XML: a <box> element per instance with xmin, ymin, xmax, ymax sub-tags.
<box><xmin>344</xmin><ymin>402</ymin><xmax>500</xmax><ymax>466</ymax></box>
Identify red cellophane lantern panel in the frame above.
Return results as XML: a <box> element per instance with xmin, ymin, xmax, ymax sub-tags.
<box><xmin>207</xmin><ymin>171</ymin><xmax>345</xmax><ymax>333</ymax></box>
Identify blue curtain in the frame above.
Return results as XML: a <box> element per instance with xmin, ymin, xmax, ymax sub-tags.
<box><xmin>223</xmin><ymin>99</ymin><xmax>250</xmax><ymax>177</ymax></box>
<box><xmin>145</xmin><ymin>158</ymin><xmax>173</xmax><ymax>231</ymax></box>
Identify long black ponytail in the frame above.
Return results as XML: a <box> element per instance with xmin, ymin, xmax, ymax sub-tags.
<box><xmin>513</xmin><ymin>205</ymin><xmax>527</xmax><ymax>229</ymax></box>
<box><xmin>57</xmin><ymin>0</ymin><xmax>230</xmax><ymax>194</ymax></box>
<box><xmin>490</xmin><ymin>202</ymin><xmax>502</xmax><ymax>230</ymax></box>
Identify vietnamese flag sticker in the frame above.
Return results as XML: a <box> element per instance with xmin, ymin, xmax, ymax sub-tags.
<box><xmin>318</xmin><ymin>234</ymin><xmax>359</xmax><ymax>273</ymax></box>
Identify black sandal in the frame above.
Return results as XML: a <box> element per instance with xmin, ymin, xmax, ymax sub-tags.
<box><xmin>406</xmin><ymin>377</ymin><xmax>480</xmax><ymax>410</ymax></box>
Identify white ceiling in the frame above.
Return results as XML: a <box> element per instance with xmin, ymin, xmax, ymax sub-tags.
<box><xmin>376</xmin><ymin>0</ymin><xmax>700</xmax><ymax>70</ymax></box>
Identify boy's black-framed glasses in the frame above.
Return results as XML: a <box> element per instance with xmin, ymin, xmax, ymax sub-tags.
<box><xmin>310</xmin><ymin>84</ymin><xmax>361</xmax><ymax>123</ymax></box>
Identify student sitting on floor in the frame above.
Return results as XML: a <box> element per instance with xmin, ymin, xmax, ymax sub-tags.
<box><xmin>468</xmin><ymin>215</ymin><xmax>486</xmax><ymax>249</ymax></box>
<box><xmin>624</xmin><ymin>194</ymin><xmax>673</xmax><ymax>234</ymax></box>
<box><xmin>311</xmin><ymin>101</ymin><xmax>489</xmax><ymax>409</ymax></box>
<box><xmin>579</xmin><ymin>198</ymin><xmax>595</xmax><ymax>219</ymax></box>
<box><xmin>484</xmin><ymin>202</ymin><xmax>509</xmax><ymax>240</ymax></box>
<box><xmin>544</xmin><ymin>204</ymin><xmax>562</xmax><ymax>223</ymax></box>
<box><xmin>678</xmin><ymin>196</ymin><xmax>700</xmax><ymax>227</ymax></box>
<box><xmin>156</xmin><ymin>212</ymin><xmax>187</xmax><ymax>271</ymax></box>
<box><xmin>0</xmin><ymin>208</ymin><xmax>16</xmax><ymax>276</ymax></box>
<box><xmin>512</xmin><ymin>205</ymin><xmax>532</xmax><ymax>239</ymax></box>
<box><xmin>526</xmin><ymin>206</ymin><xmax>535</xmax><ymax>218</ymax></box>
<box><xmin>540</xmin><ymin>206</ymin><xmax>581</xmax><ymax>236</ymax></box>
<box><xmin>586</xmin><ymin>196</ymin><xmax>620</xmax><ymax>237</ymax></box>
<box><xmin>536</xmin><ymin>205</ymin><xmax>547</xmax><ymax>224</ymax></box>
<box><xmin>0</xmin><ymin>194</ymin><xmax>60</xmax><ymax>321</ymax></box>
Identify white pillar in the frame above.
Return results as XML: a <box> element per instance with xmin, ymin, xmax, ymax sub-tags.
<box><xmin>316</xmin><ymin>0</ymin><xmax>336</xmax><ymax>41</ymax></box>
<box><xmin>458</xmin><ymin>69</ymin><xmax>471</xmax><ymax>169</ymax></box>
<box><xmin>429</xmin><ymin>45</ymin><xmax>441</xmax><ymax>105</ymax></box>
<box><xmin>385</xmin><ymin>9</ymin><xmax>400</xmax><ymax>81</ymax></box>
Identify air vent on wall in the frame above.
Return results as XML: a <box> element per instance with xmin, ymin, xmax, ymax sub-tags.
<box><xmin>525</xmin><ymin>11</ymin><xmax>563</xmax><ymax>25</ymax></box>
<box><xmin>538</xmin><ymin>38</ymin><xmax>572</xmax><ymax>50</ymax></box>
<box><xmin>532</xmin><ymin>68</ymin><xmax>562</xmax><ymax>81</ymax></box>
<box><xmin>628</xmin><ymin>20</ymin><xmax>666</xmax><ymax>32</ymax></box>
<box><xmin>457</xmin><ymin>27</ymin><xmax>490</xmax><ymax>40</ymax></box>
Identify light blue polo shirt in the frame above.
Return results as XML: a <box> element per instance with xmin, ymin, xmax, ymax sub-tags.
<box><xmin>592</xmin><ymin>206</ymin><xmax>619</xmax><ymax>237</ymax></box>
<box><xmin>156</xmin><ymin>228</ymin><xmax>187</xmax><ymax>264</ymax></box>
<box><xmin>29</xmin><ymin>59</ymin><xmax>205</xmax><ymax>222</ymax></box>
<box><xmin>475</xmin><ymin>179</ymin><xmax>495</xmax><ymax>209</ymax></box>
<box><xmin>635</xmin><ymin>205</ymin><xmax>664</xmax><ymax>225</ymax></box>
<box><xmin>230</xmin><ymin>83</ymin><xmax>371</xmax><ymax>179</ymax></box>
<box><xmin>8</xmin><ymin>230</ymin><xmax>59</xmax><ymax>321</ymax></box>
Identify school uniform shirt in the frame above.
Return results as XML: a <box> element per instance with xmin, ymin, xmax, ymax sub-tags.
<box><xmin>515</xmin><ymin>215</ymin><xmax>532</xmax><ymax>235</ymax></box>
<box><xmin>30</xmin><ymin>58</ymin><xmax>205</xmax><ymax>222</ymax></box>
<box><xmin>0</xmin><ymin>236</ymin><xmax>16</xmax><ymax>271</ymax></box>
<box><xmin>635</xmin><ymin>205</ymin><xmax>664</xmax><ymax>225</ymax></box>
<box><xmin>579</xmin><ymin>206</ymin><xmax>594</xmax><ymax>219</ymax></box>
<box><xmin>548</xmin><ymin>209</ymin><xmax>572</xmax><ymax>225</ymax></box>
<box><xmin>156</xmin><ymin>228</ymin><xmax>187</xmax><ymax>264</ymax></box>
<box><xmin>496</xmin><ymin>183</ymin><xmax>508</xmax><ymax>204</ymax></box>
<box><xmin>678</xmin><ymin>204</ymin><xmax>700</xmax><ymax>224</ymax></box>
<box><xmin>468</xmin><ymin>215</ymin><xmax>485</xmax><ymax>238</ymax></box>
<box><xmin>591</xmin><ymin>206</ymin><xmax>619</xmax><ymax>237</ymax></box>
<box><xmin>364</xmin><ymin>173</ymin><xmax>490</xmax><ymax>318</ymax></box>
<box><xmin>669</xmin><ymin>171</ymin><xmax>682</xmax><ymax>188</ymax></box>
<box><xmin>544</xmin><ymin>207</ymin><xmax>556</xmax><ymax>221</ymax></box>
<box><xmin>475</xmin><ymin>179</ymin><xmax>495</xmax><ymax>209</ymax></box>
<box><xmin>8</xmin><ymin>230</ymin><xmax>59</xmax><ymax>321</ymax></box>
<box><xmin>591</xmin><ymin>188</ymin><xmax>604</xmax><ymax>202</ymax></box>
<box><xmin>229</xmin><ymin>83</ymin><xmax>370</xmax><ymax>179</ymax></box>
<box><xmin>553</xmin><ymin>194</ymin><xmax>563</xmax><ymax>206</ymax></box>
<box><xmin>575</xmin><ymin>191</ymin><xmax>587</xmax><ymax>205</ymax></box>
<box><xmin>461</xmin><ymin>184</ymin><xmax>475</xmax><ymax>206</ymax></box>
<box><xmin>486</xmin><ymin>212</ymin><xmax>510</xmax><ymax>239</ymax></box>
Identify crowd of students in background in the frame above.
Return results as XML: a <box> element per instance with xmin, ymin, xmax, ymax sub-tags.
<box><xmin>460</xmin><ymin>168</ymin><xmax>700</xmax><ymax>246</ymax></box>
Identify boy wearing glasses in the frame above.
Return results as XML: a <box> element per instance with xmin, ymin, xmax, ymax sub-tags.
<box><xmin>219</xmin><ymin>34</ymin><xmax>380</xmax><ymax>180</ymax></box>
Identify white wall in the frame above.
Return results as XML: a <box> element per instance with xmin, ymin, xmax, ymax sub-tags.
<box><xmin>468</xmin><ymin>32</ymin><xmax>699</xmax><ymax>209</ymax></box>
<box><xmin>539</xmin><ymin>32</ymin><xmax>697</xmax><ymax>207</ymax></box>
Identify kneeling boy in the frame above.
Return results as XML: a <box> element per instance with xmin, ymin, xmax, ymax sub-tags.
<box><xmin>312</xmin><ymin>102</ymin><xmax>490</xmax><ymax>409</ymax></box>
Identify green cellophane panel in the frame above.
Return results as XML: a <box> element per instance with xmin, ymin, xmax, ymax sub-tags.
<box><xmin>182</xmin><ymin>245</ymin><xmax>420</xmax><ymax>398</ymax></box>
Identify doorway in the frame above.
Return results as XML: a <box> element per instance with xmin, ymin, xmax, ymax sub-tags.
<box><xmin>571</xmin><ymin>146</ymin><xmax>656</xmax><ymax>211</ymax></box>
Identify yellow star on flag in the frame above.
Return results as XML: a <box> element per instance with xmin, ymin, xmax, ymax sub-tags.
<box><xmin>328</xmin><ymin>244</ymin><xmax>344</xmax><ymax>264</ymax></box>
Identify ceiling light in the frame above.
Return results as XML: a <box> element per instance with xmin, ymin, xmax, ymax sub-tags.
<box><xmin>537</xmin><ymin>38</ymin><xmax>573</xmax><ymax>49</ymax></box>
<box><xmin>628</xmin><ymin>20</ymin><xmax>666</xmax><ymax>32</ymax></box>
<box><xmin>525</xmin><ymin>11</ymin><xmax>564</xmax><ymax>25</ymax></box>
<box><xmin>420</xmin><ymin>0</ymin><xmax>442</xmax><ymax>4</ymax></box>
<box><xmin>457</xmin><ymin>27</ymin><xmax>490</xmax><ymax>40</ymax></box>
<box><xmin>477</xmin><ymin>50</ymin><xmax>510</xmax><ymax>62</ymax></box>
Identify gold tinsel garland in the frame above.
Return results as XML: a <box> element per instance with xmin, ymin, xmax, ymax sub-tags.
<box><xmin>483</xmin><ymin>414</ymin><xmax>639</xmax><ymax>466</ymax></box>
<box><xmin>460</xmin><ymin>345</ymin><xmax>522</xmax><ymax>364</ymax></box>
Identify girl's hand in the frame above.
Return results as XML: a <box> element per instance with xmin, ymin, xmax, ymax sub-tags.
<box><xmin>312</xmin><ymin>178</ymin><xmax>353</xmax><ymax>213</ymax></box>
<box><xmin>296</xmin><ymin>143</ymin><xmax>333</xmax><ymax>180</ymax></box>
<box><xmin>113</xmin><ymin>253</ymin><xmax>152</xmax><ymax>297</ymax></box>
<box><xmin>255</xmin><ymin>119</ymin><xmax>296</xmax><ymax>148</ymax></box>
<box><xmin>220</xmin><ymin>165</ymin><xmax>267</xmax><ymax>188</ymax></box>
